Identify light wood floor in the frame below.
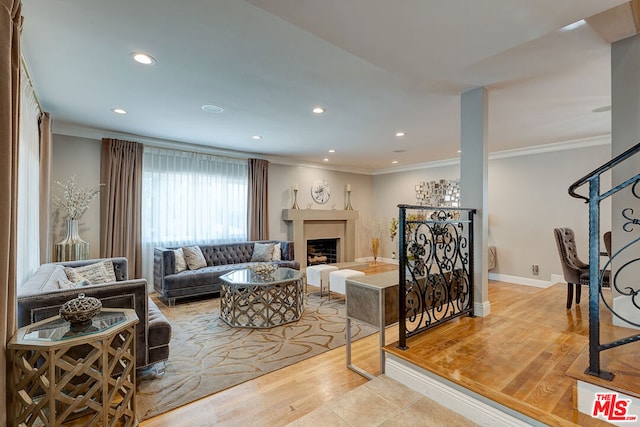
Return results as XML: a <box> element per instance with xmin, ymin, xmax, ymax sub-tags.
<box><xmin>140</xmin><ymin>264</ymin><xmax>639</xmax><ymax>426</ymax></box>
<box><xmin>140</xmin><ymin>262</ymin><xmax>398</xmax><ymax>427</ymax></box>
<box><xmin>386</xmin><ymin>280</ymin><xmax>639</xmax><ymax>427</ymax></box>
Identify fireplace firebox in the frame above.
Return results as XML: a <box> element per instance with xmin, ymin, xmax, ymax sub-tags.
<box><xmin>307</xmin><ymin>238</ymin><xmax>339</xmax><ymax>266</ymax></box>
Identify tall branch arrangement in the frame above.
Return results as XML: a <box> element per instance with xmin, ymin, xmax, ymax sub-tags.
<box><xmin>54</xmin><ymin>175</ymin><xmax>104</xmax><ymax>221</ymax></box>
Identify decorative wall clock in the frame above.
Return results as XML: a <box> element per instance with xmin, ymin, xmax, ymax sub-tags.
<box><xmin>311</xmin><ymin>179</ymin><xmax>331</xmax><ymax>204</ymax></box>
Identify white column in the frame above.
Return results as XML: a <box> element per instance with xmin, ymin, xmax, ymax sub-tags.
<box><xmin>611</xmin><ymin>34</ymin><xmax>640</xmax><ymax>329</ymax></box>
<box><xmin>460</xmin><ymin>87</ymin><xmax>490</xmax><ymax>317</ymax></box>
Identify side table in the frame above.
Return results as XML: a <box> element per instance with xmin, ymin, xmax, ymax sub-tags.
<box><xmin>345</xmin><ymin>271</ymin><xmax>399</xmax><ymax>379</ymax></box>
<box><xmin>8</xmin><ymin>308</ymin><xmax>138</xmax><ymax>427</ymax></box>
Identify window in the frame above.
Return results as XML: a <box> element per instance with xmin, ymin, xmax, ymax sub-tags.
<box><xmin>141</xmin><ymin>147</ymin><xmax>248</xmax><ymax>283</ymax></box>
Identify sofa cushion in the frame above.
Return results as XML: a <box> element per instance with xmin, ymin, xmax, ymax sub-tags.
<box><xmin>272</xmin><ymin>242</ymin><xmax>282</xmax><ymax>261</ymax></box>
<box><xmin>64</xmin><ymin>260</ymin><xmax>117</xmax><ymax>285</ymax></box>
<box><xmin>20</xmin><ymin>264</ymin><xmax>69</xmax><ymax>295</ymax></box>
<box><xmin>174</xmin><ymin>248</ymin><xmax>187</xmax><ymax>273</ymax></box>
<box><xmin>183</xmin><ymin>246</ymin><xmax>207</xmax><ymax>270</ymax></box>
<box><xmin>251</xmin><ymin>242</ymin><xmax>274</xmax><ymax>262</ymax></box>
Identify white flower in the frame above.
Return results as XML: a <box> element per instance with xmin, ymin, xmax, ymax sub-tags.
<box><xmin>53</xmin><ymin>175</ymin><xmax>104</xmax><ymax>221</ymax></box>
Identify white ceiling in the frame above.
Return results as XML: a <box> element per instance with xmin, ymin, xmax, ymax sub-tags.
<box><xmin>20</xmin><ymin>0</ymin><xmax>627</xmax><ymax>173</ymax></box>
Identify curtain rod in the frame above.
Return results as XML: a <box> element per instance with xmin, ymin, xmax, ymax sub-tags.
<box><xmin>20</xmin><ymin>54</ymin><xmax>43</xmax><ymax>114</ymax></box>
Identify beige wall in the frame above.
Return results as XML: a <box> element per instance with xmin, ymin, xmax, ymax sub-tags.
<box><xmin>372</xmin><ymin>163</ymin><xmax>460</xmax><ymax>259</ymax></box>
<box><xmin>488</xmin><ymin>145</ymin><xmax>611</xmax><ymax>281</ymax></box>
<box><xmin>50</xmin><ymin>132</ymin><xmax>611</xmax><ymax>283</ymax></box>
<box><xmin>371</xmin><ymin>144</ymin><xmax>611</xmax><ymax>282</ymax></box>
<box><xmin>268</xmin><ymin>164</ymin><xmax>374</xmax><ymax>258</ymax></box>
<box><xmin>52</xmin><ymin>134</ymin><xmax>102</xmax><ymax>259</ymax></box>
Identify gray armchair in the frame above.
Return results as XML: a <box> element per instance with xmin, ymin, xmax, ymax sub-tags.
<box><xmin>553</xmin><ymin>227</ymin><xmax>610</xmax><ymax>309</ymax></box>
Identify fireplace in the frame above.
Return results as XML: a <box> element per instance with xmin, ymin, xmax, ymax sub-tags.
<box><xmin>282</xmin><ymin>209</ymin><xmax>358</xmax><ymax>269</ymax></box>
<box><xmin>307</xmin><ymin>238</ymin><xmax>339</xmax><ymax>265</ymax></box>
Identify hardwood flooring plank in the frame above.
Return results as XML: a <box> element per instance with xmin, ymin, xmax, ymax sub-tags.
<box><xmin>141</xmin><ymin>265</ymin><xmax>639</xmax><ymax>427</ymax></box>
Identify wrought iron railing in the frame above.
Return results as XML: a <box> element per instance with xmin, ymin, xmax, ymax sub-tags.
<box><xmin>397</xmin><ymin>205</ymin><xmax>476</xmax><ymax>349</ymax></box>
<box><xmin>568</xmin><ymin>141</ymin><xmax>640</xmax><ymax>380</ymax></box>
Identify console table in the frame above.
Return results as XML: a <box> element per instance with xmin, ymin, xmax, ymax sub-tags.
<box><xmin>345</xmin><ymin>271</ymin><xmax>399</xmax><ymax>379</ymax></box>
<box><xmin>8</xmin><ymin>309</ymin><xmax>138</xmax><ymax>427</ymax></box>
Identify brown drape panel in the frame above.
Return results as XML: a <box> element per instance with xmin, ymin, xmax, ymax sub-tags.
<box><xmin>39</xmin><ymin>112</ymin><xmax>52</xmax><ymax>264</ymax></box>
<box><xmin>100</xmin><ymin>138</ymin><xmax>143</xmax><ymax>278</ymax></box>
<box><xmin>247</xmin><ymin>158</ymin><xmax>269</xmax><ymax>240</ymax></box>
<box><xmin>1</xmin><ymin>1</ymin><xmax>22</xmax><ymax>425</ymax></box>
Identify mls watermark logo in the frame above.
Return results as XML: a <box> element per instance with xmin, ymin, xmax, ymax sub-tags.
<box><xmin>592</xmin><ymin>392</ymin><xmax>638</xmax><ymax>422</ymax></box>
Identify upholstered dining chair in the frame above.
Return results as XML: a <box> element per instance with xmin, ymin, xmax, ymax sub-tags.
<box><xmin>603</xmin><ymin>231</ymin><xmax>612</xmax><ymax>257</ymax></box>
<box><xmin>553</xmin><ymin>227</ymin><xmax>610</xmax><ymax>309</ymax></box>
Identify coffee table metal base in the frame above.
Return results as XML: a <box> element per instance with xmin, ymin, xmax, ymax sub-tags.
<box><xmin>220</xmin><ymin>279</ymin><xmax>304</xmax><ymax>328</ymax></box>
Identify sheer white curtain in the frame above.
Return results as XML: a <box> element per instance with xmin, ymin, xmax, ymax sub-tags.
<box><xmin>16</xmin><ymin>64</ymin><xmax>41</xmax><ymax>287</ymax></box>
<box><xmin>141</xmin><ymin>147</ymin><xmax>248</xmax><ymax>284</ymax></box>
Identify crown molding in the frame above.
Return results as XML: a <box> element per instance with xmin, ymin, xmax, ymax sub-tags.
<box><xmin>371</xmin><ymin>134</ymin><xmax>611</xmax><ymax>175</ymax></box>
<box><xmin>487</xmin><ymin>134</ymin><xmax>610</xmax><ymax>160</ymax></box>
<box><xmin>52</xmin><ymin>120</ymin><xmax>258</xmax><ymax>160</ymax></box>
<box><xmin>52</xmin><ymin>120</ymin><xmax>610</xmax><ymax>176</ymax></box>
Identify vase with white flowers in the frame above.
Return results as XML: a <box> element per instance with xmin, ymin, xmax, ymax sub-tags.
<box><xmin>54</xmin><ymin>175</ymin><xmax>104</xmax><ymax>261</ymax></box>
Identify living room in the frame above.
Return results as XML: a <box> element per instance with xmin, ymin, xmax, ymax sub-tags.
<box><xmin>3</xmin><ymin>0</ymin><xmax>640</xmax><ymax>426</ymax></box>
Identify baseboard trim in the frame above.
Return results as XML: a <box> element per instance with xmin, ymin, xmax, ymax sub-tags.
<box><xmin>474</xmin><ymin>300</ymin><xmax>491</xmax><ymax>317</ymax></box>
<box><xmin>489</xmin><ymin>273</ymin><xmax>552</xmax><ymax>288</ymax></box>
<box><xmin>385</xmin><ymin>355</ymin><xmax>541</xmax><ymax>427</ymax></box>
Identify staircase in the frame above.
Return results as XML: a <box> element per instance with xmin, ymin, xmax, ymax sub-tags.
<box><xmin>567</xmin><ymin>141</ymin><xmax>640</xmax><ymax>420</ymax></box>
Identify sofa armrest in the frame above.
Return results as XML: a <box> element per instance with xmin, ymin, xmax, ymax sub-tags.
<box><xmin>154</xmin><ymin>248</ymin><xmax>176</xmax><ymax>294</ymax></box>
<box><xmin>17</xmin><ymin>279</ymin><xmax>150</xmax><ymax>367</ymax></box>
<box><xmin>280</xmin><ymin>241</ymin><xmax>295</xmax><ymax>261</ymax></box>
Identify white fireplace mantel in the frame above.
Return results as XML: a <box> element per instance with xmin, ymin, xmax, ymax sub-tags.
<box><xmin>282</xmin><ymin>209</ymin><xmax>359</xmax><ymax>268</ymax></box>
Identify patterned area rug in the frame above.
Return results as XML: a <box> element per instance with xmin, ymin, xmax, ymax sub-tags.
<box><xmin>136</xmin><ymin>292</ymin><xmax>376</xmax><ymax>420</ymax></box>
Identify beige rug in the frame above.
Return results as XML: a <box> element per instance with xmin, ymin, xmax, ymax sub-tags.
<box><xmin>136</xmin><ymin>292</ymin><xmax>376</xmax><ymax>420</ymax></box>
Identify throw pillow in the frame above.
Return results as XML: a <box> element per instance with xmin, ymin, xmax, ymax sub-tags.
<box><xmin>64</xmin><ymin>260</ymin><xmax>113</xmax><ymax>285</ymax></box>
<box><xmin>251</xmin><ymin>242</ymin><xmax>274</xmax><ymax>262</ymax></box>
<box><xmin>183</xmin><ymin>246</ymin><xmax>207</xmax><ymax>270</ymax></box>
<box><xmin>20</xmin><ymin>264</ymin><xmax>69</xmax><ymax>295</ymax></box>
<box><xmin>102</xmin><ymin>260</ymin><xmax>117</xmax><ymax>282</ymax></box>
<box><xmin>272</xmin><ymin>242</ymin><xmax>282</xmax><ymax>261</ymax></box>
<box><xmin>58</xmin><ymin>277</ymin><xmax>91</xmax><ymax>289</ymax></box>
<box><xmin>174</xmin><ymin>248</ymin><xmax>188</xmax><ymax>273</ymax></box>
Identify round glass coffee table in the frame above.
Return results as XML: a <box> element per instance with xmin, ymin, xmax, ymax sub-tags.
<box><xmin>219</xmin><ymin>267</ymin><xmax>304</xmax><ymax>328</ymax></box>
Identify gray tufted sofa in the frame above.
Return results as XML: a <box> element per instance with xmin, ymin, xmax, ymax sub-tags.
<box><xmin>154</xmin><ymin>240</ymin><xmax>299</xmax><ymax>306</ymax></box>
<box><xmin>17</xmin><ymin>257</ymin><xmax>172</xmax><ymax>372</ymax></box>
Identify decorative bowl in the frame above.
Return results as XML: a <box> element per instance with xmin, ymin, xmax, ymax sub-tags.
<box><xmin>248</xmin><ymin>262</ymin><xmax>278</xmax><ymax>278</ymax></box>
<box><xmin>60</xmin><ymin>293</ymin><xmax>102</xmax><ymax>326</ymax></box>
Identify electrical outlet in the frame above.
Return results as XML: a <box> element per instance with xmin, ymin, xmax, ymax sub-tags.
<box><xmin>532</xmin><ymin>264</ymin><xmax>539</xmax><ymax>276</ymax></box>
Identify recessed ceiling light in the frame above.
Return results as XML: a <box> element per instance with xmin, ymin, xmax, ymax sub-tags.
<box><xmin>312</xmin><ymin>106</ymin><xmax>325</xmax><ymax>114</ymax></box>
<box><xmin>395</xmin><ymin>132</ymin><xmax>405</xmax><ymax>137</ymax></box>
<box><xmin>252</xmin><ymin>135</ymin><xmax>262</xmax><ymax>140</ymax></box>
<box><xmin>560</xmin><ymin>19</ymin><xmax>586</xmax><ymax>32</ymax></box>
<box><xmin>457</xmin><ymin>150</ymin><xmax>462</xmax><ymax>153</ymax></box>
<box><xmin>328</xmin><ymin>149</ymin><xmax>335</xmax><ymax>153</ymax></box>
<box><xmin>392</xmin><ymin>160</ymin><xmax>398</xmax><ymax>164</ymax></box>
<box><xmin>130</xmin><ymin>52</ymin><xmax>156</xmax><ymax>65</ymax></box>
<box><xmin>201</xmin><ymin>104</ymin><xmax>224</xmax><ymax>113</ymax></box>
<box><xmin>323</xmin><ymin>158</ymin><xmax>329</xmax><ymax>162</ymax></box>
<box><xmin>111</xmin><ymin>108</ymin><xmax>127</xmax><ymax>115</ymax></box>
<box><xmin>592</xmin><ymin>105</ymin><xmax>611</xmax><ymax>113</ymax></box>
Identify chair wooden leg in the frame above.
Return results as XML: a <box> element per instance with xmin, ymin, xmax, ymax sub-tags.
<box><xmin>575</xmin><ymin>283</ymin><xmax>581</xmax><ymax>305</ymax></box>
<box><xmin>566</xmin><ymin>282</ymin><xmax>574</xmax><ymax>309</ymax></box>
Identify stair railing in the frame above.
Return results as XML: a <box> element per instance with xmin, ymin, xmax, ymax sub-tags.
<box><xmin>568</xmin><ymin>141</ymin><xmax>640</xmax><ymax>380</ymax></box>
<box><xmin>397</xmin><ymin>204</ymin><xmax>475</xmax><ymax>350</ymax></box>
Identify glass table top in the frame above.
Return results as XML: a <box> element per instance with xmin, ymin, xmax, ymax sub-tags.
<box><xmin>23</xmin><ymin>310</ymin><xmax>128</xmax><ymax>342</ymax></box>
<box><xmin>221</xmin><ymin>267</ymin><xmax>303</xmax><ymax>285</ymax></box>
